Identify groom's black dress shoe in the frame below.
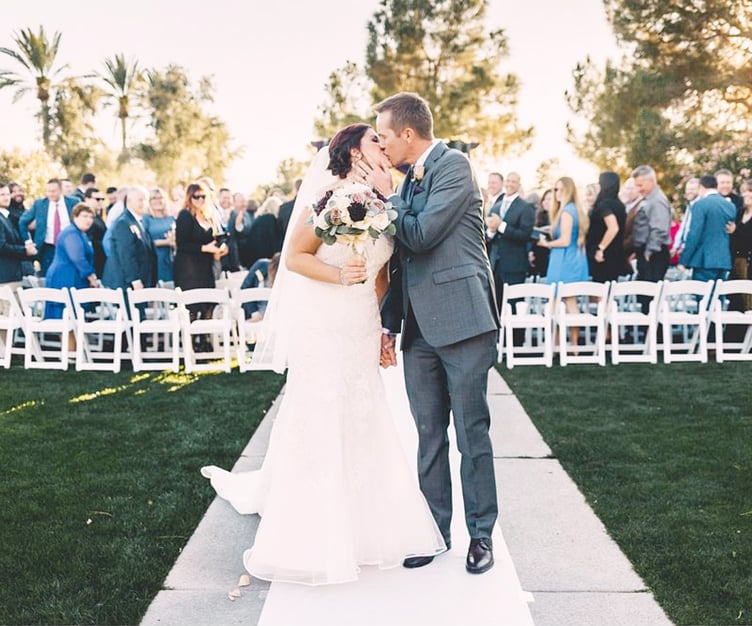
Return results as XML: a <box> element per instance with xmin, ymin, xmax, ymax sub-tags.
<box><xmin>466</xmin><ymin>537</ymin><xmax>494</xmax><ymax>574</ymax></box>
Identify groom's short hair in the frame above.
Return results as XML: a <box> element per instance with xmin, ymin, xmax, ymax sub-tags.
<box><xmin>374</xmin><ymin>92</ymin><xmax>433</xmax><ymax>140</ymax></box>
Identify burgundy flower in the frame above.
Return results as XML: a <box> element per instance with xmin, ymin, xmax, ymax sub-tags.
<box><xmin>348</xmin><ymin>201</ymin><xmax>367</xmax><ymax>222</ymax></box>
<box><xmin>314</xmin><ymin>190</ymin><xmax>333</xmax><ymax>215</ymax></box>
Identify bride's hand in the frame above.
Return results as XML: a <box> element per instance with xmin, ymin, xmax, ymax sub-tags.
<box><xmin>339</xmin><ymin>255</ymin><xmax>367</xmax><ymax>286</ymax></box>
<box><xmin>357</xmin><ymin>159</ymin><xmax>393</xmax><ymax>198</ymax></box>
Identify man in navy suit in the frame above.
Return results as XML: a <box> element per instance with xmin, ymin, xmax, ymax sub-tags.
<box><xmin>679</xmin><ymin>174</ymin><xmax>736</xmax><ymax>282</ymax></box>
<box><xmin>0</xmin><ymin>182</ymin><xmax>37</xmax><ymax>284</ymax></box>
<box><xmin>485</xmin><ymin>172</ymin><xmax>536</xmax><ymax>312</ymax></box>
<box><xmin>18</xmin><ymin>178</ymin><xmax>78</xmax><ymax>275</ymax></box>
<box><xmin>102</xmin><ymin>186</ymin><xmax>157</xmax><ymax>296</ymax></box>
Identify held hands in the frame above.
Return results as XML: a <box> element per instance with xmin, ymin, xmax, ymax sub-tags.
<box><xmin>380</xmin><ymin>333</ymin><xmax>397</xmax><ymax>368</ymax></box>
<box><xmin>24</xmin><ymin>239</ymin><xmax>37</xmax><ymax>256</ymax></box>
<box><xmin>339</xmin><ymin>255</ymin><xmax>367</xmax><ymax>286</ymax></box>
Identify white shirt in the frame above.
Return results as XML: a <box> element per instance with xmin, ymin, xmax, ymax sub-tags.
<box><xmin>45</xmin><ymin>199</ymin><xmax>71</xmax><ymax>244</ymax></box>
<box><xmin>414</xmin><ymin>139</ymin><xmax>441</xmax><ymax>169</ymax></box>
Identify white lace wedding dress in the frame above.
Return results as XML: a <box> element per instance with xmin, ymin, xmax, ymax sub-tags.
<box><xmin>201</xmin><ymin>233</ymin><xmax>445</xmax><ymax>585</ymax></box>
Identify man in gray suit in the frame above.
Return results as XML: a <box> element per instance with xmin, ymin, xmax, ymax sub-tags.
<box><xmin>368</xmin><ymin>92</ymin><xmax>500</xmax><ymax>575</ymax></box>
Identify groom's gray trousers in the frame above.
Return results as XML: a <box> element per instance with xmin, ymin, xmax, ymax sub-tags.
<box><xmin>403</xmin><ymin>328</ymin><xmax>498</xmax><ymax>543</ymax></box>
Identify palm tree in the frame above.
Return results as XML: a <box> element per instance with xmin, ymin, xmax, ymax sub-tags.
<box><xmin>98</xmin><ymin>53</ymin><xmax>143</xmax><ymax>154</ymax></box>
<box><xmin>0</xmin><ymin>26</ymin><xmax>66</xmax><ymax>148</ymax></box>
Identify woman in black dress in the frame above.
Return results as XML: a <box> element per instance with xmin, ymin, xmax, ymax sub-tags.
<box><xmin>729</xmin><ymin>179</ymin><xmax>752</xmax><ymax>310</ymax></box>
<box><xmin>173</xmin><ymin>182</ymin><xmax>228</xmax><ymax>350</ymax></box>
<box><xmin>586</xmin><ymin>171</ymin><xmax>627</xmax><ymax>283</ymax></box>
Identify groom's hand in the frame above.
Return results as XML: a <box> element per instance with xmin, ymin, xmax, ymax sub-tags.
<box><xmin>380</xmin><ymin>333</ymin><xmax>397</xmax><ymax>368</ymax></box>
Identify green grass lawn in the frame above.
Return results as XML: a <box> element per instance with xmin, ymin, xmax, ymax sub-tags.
<box><xmin>500</xmin><ymin>361</ymin><xmax>752</xmax><ymax>626</ymax></box>
<box><xmin>0</xmin><ymin>364</ymin><xmax>284</xmax><ymax>626</ymax></box>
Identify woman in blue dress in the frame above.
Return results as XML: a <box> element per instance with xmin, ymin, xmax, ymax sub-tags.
<box><xmin>143</xmin><ymin>186</ymin><xmax>176</xmax><ymax>283</ymax></box>
<box><xmin>536</xmin><ymin>176</ymin><xmax>590</xmax><ymax>345</ymax></box>
<box><xmin>45</xmin><ymin>203</ymin><xmax>99</xmax><ymax>349</ymax></box>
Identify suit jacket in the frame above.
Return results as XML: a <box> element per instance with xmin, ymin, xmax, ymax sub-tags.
<box><xmin>102</xmin><ymin>210</ymin><xmax>157</xmax><ymax>290</ymax></box>
<box><xmin>680</xmin><ymin>193</ymin><xmax>736</xmax><ymax>271</ymax></box>
<box><xmin>486</xmin><ymin>195</ymin><xmax>536</xmax><ymax>275</ymax></box>
<box><xmin>381</xmin><ymin>143</ymin><xmax>499</xmax><ymax>348</ymax></box>
<box><xmin>19</xmin><ymin>196</ymin><xmax>78</xmax><ymax>249</ymax></box>
<box><xmin>0</xmin><ymin>211</ymin><xmax>29</xmax><ymax>283</ymax></box>
<box><xmin>278</xmin><ymin>198</ymin><xmax>296</xmax><ymax>241</ymax></box>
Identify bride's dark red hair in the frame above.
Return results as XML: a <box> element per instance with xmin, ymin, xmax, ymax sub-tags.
<box><xmin>327</xmin><ymin>123</ymin><xmax>370</xmax><ymax>178</ymax></box>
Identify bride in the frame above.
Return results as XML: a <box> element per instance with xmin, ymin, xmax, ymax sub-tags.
<box><xmin>201</xmin><ymin>123</ymin><xmax>446</xmax><ymax>586</ymax></box>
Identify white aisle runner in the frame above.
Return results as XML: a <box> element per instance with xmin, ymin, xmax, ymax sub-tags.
<box><xmin>257</xmin><ymin>365</ymin><xmax>535</xmax><ymax>626</ymax></box>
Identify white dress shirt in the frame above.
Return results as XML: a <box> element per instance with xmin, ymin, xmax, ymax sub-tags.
<box><xmin>45</xmin><ymin>199</ymin><xmax>70</xmax><ymax>244</ymax></box>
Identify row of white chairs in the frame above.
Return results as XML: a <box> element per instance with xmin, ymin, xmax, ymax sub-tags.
<box><xmin>499</xmin><ymin>278</ymin><xmax>752</xmax><ymax>367</ymax></box>
<box><xmin>0</xmin><ymin>284</ymin><xmax>271</xmax><ymax>373</ymax></box>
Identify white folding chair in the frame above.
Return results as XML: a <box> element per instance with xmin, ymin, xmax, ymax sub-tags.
<box><xmin>710</xmin><ymin>279</ymin><xmax>752</xmax><ymax>362</ymax></box>
<box><xmin>607</xmin><ymin>280</ymin><xmax>662</xmax><ymax>364</ymax></box>
<box><xmin>554</xmin><ymin>281</ymin><xmax>609</xmax><ymax>366</ymax></box>
<box><xmin>0</xmin><ymin>285</ymin><xmax>24</xmax><ymax>368</ymax></box>
<box><xmin>216</xmin><ymin>270</ymin><xmax>249</xmax><ymax>292</ymax></box>
<box><xmin>657</xmin><ymin>279</ymin><xmax>714</xmax><ymax>363</ymax></box>
<box><xmin>127</xmin><ymin>287</ymin><xmax>182</xmax><ymax>372</ymax></box>
<box><xmin>231</xmin><ymin>287</ymin><xmax>272</xmax><ymax>372</ymax></box>
<box><xmin>69</xmin><ymin>287</ymin><xmax>132</xmax><ymax>372</ymax></box>
<box><xmin>500</xmin><ymin>282</ymin><xmax>555</xmax><ymax>368</ymax></box>
<box><xmin>16</xmin><ymin>287</ymin><xmax>73</xmax><ymax>370</ymax></box>
<box><xmin>179</xmin><ymin>288</ymin><xmax>233</xmax><ymax>372</ymax></box>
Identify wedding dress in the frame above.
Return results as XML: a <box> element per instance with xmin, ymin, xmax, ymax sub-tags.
<box><xmin>201</xmin><ymin>186</ymin><xmax>445</xmax><ymax>585</ymax></box>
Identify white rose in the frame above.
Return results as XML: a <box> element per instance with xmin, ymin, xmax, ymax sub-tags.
<box><xmin>371</xmin><ymin>211</ymin><xmax>390</xmax><ymax>230</ymax></box>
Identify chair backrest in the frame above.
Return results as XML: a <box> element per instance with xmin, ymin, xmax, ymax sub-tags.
<box><xmin>232</xmin><ymin>286</ymin><xmax>272</xmax><ymax>304</ymax></box>
<box><xmin>659</xmin><ymin>279</ymin><xmax>714</xmax><ymax>313</ymax></box>
<box><xmin>501</xmin><ymin>282</ymin><xmax>555</xmax><ymax>318</ymax></box>
<box><xmin>0</xmin><ymin>285</ymin><xmax>22</xmax><ymax>320</ymax></box>
<box><xmin>16</xmin><ymin>287</ymin><xmax>71</xmax><ymax>317</ymax></box>
<box><xmin>712</xmin><ymin>279</ymin><xmax>752</xmax><ymax>300</ymax></box>
<box><xmin>179</xmin><ymin>287</ymin><xmax>231</xmax><ymax>306</ymax></box>
<box><xmin>216</xmin><ymin>270</ymin><xmax>249</xmax><ymax>291</ymax></box>
<box><xmin>555</xmin><ymin>281</ymin><xmax>610</xmax><ymax>315</ymax></box>
<box><xmin>607</xmin><ymin>280</ymin><xmax>663</xmax><ymax>313</ymax></box>
<box><xmin>69</xmin><ymin>287</ymin><xmax>128</xmax><ymax>319</ymax></box>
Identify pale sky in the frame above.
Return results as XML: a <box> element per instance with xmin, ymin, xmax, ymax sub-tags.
<box><xmin>2</xmin><ymin>0</ymin><xmax>620</xmax><ymax>192</ymax></box>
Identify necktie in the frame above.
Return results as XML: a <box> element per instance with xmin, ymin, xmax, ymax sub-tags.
<box><xmin>53</xmin><ymin>201</ymin><xmax>62</xmax><ymax>244</ymax></box>
<box><xmin>401</xmin><ymin>166</ymin><xmax>414</xmax><ymax>201</ymax></box>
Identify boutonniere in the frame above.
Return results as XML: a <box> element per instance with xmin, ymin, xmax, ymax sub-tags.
<box><xmin>413</xmin><ymin>165</ymin><xmax>425</xmax><ymax>183</ymax></box>
<box><xmin>129</xmin><ymin>224</ymin><xmax>142</xmax><ymax>240</ymax></box>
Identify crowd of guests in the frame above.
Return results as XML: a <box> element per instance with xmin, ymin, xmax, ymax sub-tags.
<box><xmin>0</xmin><ymin>173</ymin><xmax>296</xmax><ymax>351</ymax></box>
<box><xmin>484</xmin><ymin>166</ymin><xmax>752</xmax><ymax>316</ymax></box>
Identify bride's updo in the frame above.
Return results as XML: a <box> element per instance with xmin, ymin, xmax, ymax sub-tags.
<box><xmin>327</xmin><ymin>123</ymin><xmax>370</xmax><ymax>178</ymax></box>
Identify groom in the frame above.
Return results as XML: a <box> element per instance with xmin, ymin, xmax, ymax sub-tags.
<box><xmin>366</xmin><ymin>92</ymin><xmax>500</xmax><ymax>574</ymax></box>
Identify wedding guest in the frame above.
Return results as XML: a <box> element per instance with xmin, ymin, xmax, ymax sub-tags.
<box><xmin>143</xmin><ymin>186</ymin><xmax>176</xmax><ymax>282</ymax></box>
<box><xmin>586</xmin><ymin>171</ymin><xmax>627</xmax><ymax>283</ymax></box>
<box><xmin>197</xmin><ymin>175</ymin><xmax>230</xmax><ymax>274</ymax></box>
<box><xmin>44</xmin><ymin>203</ymin><xmax>98</xmax><ymax>350</ymax></box>
<box><xmin>537</xmin><ymin>176</ymin><xmax>589</xmax><ymax>347</ymax></box>
<box><xmin>584</xmin><ymin>183</ymin><xmax>598</xmax><ymax>212</ymax></box>
<box><xmin>620</xmin><ymin>177</ymin><xmax>642</xmax><ymax>258</ymax></box>
<box><xmin>228</xmin><ymin>192</ymin><xmax>254</xmax><ymax>271</ymax></box>
<box><xmin>73</xmin><ymin>172</ymin><xmax>96</xmax><ymax>201</ymax></box>
<box><xmin>105</xmin><ymin>187</ymin><xmax>128</xmax><ymax>227</ymax></box>
<box><xmin>671</xmin><ymin>177</ymin><xmax>700</xmax><ymax>261</ymax></box>
<box><xmin>167</xmin><ymin>183</ymin><xmax>186</xmax><ymax>216</ymax></box>
<box><xmin>105</xmin><ymin>186</ymin><xmax>118</xmax><ymax>212</ymax></box>
<box><xmin>83</xmin><ymin>187</ymin><xmax>108</xmax><ymax>278</ymax></box>
<box><xmin>728</xmin><ymin>179</ymin><xmax>752</xmax><ymax>310</ymax></box>
<box><xmin>716</xmin><ymin>168</ymin><xmax>743</xmax><ymax>211</ymax></box>
<box><xmin>60</xmin><ymin>178</ymin><xmax>75</xmax><ymax>198</ymax></box>
<box><xmin>631</xmin><ymin>165</ymin><xmax>672</xmax><ymax>305</ymax></box>
<box><xmin>529</xmin><ymin>188</ymin><xmax>552</xmax><ymax>278</ymax></box>
<box><xmin>245</xmin><ymin>196</ymin><xmax>283</xmax><ymax>268</ymax></box>
<box><xmin>278</xmin><ymin>178</ymin><xmax>301</xmax><ymax>242</ymax></box>
<box><xmin>8</xmin><ymin>182</ymin><xmax>26</xmax><ymax>231</ymax></box>
<box><xmin>239</xmin><ymin>252</ymin><xmax>281</xmax><ymax>320</ymax></box>
<box><xmin>173</xmin><ymin>182</ymin><xmax>228</xmax><ymax>351</ymax></box>
<box><xmin>0</xmin><ymin>182</ymin><xmax>37</xmax><ymax>284</ymax></box>
<box><xmin>217</xmin><ymin>187</ymin><xmax>233</xmax><ymax>227</ymax></box>
<box><xmin>19</xmin><ymin>178</ymin><xmax>78</xmax><ymax>275</ymax></box>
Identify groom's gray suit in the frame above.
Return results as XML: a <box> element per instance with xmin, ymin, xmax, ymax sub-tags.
<box><xmin>382</xmin><ymin>142</ymin><xmax>500</xmax><ymax>544</ymax></box>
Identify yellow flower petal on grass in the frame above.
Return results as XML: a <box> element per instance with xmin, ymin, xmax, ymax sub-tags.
<box><xmin>238</xmin><ymin>574</ymin><xmax>251</xmax><ymax>587</ymax></box>
<box><xmin>228</xmin><ymin>587</ymin><xmax>241</xmax><ymax>601</ymax></box>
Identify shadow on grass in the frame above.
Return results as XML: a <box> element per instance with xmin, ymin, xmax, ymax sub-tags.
<box><xmin>0</xmin><ymin>365</ymin><xmax>284</xmax><ymax>625</ymax></box>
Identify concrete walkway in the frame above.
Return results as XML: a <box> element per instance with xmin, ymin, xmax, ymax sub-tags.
<box><xmin>141</xmin><ymin>367</ymin><xmax>673</xmax><ymax>626</ymax></box>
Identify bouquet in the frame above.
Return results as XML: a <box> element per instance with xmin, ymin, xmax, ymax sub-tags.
<box><xmin>310</xmin><ymin>182</ymin><xmax>397</xmax><ymax>252</ymax></box>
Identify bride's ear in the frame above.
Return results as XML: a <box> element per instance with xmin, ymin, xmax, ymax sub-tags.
<box><xmin>351</xmin><ymin>149</ymin><xmax>362</xmax><ymax>162</ymax></box>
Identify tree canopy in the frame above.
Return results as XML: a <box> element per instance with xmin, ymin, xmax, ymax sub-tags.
<box><xmin>316</xmin><ymin>0</ymin><xmax>532</xmax><ymax>159</ymax></box>
<box><xmin>567</xmin><ymin>0</ymin><xmax>752</xmax><ymax>185</ymax></box>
